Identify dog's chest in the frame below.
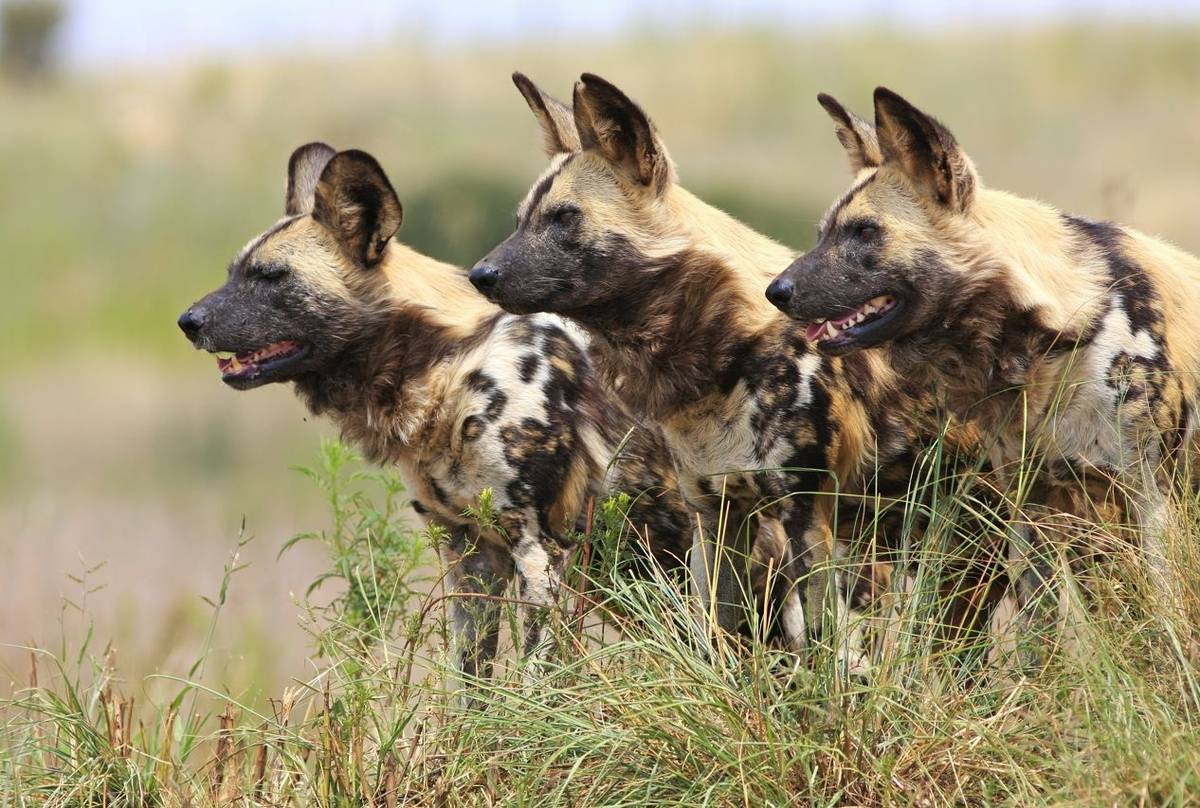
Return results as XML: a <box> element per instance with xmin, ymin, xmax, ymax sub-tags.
<box><xmin>663</xmin><ymin>349</ymin><xmax>824</xmax><ymax>488</ymax></box>
<box><xmin>403</xmin><ymin>314</ymin><xmax>594</xmax><ymax>518</ymax></box>
<box><xmin>1027</xmin><ymin>299</ymin><xmax>1166</xmax><ymax>471</ymax></box>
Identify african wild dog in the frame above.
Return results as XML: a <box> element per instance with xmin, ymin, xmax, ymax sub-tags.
<box><xmin>767</xmin><ymin>88</ymin><xmax>1200</xmax><ymax>624</ymax></box>
<box><xmin>178</xmin><ymin>142</ymin><xmax>692</xmax><ymax>682</ymax></box>
<box><xmin>469</xmin><ymin>73</ymin><xmax>982</xmax><ymax>664</ymax></box>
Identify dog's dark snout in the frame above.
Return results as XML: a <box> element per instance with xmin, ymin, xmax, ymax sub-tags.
<box><xmin>765</xmin><ymin>276</ymin><xmax>794</xmax><ymax>309</ymax></box>
<box><xmin>178</xmin><ymin>307</ymin><xmax>205</xmax><ymax>340</ymax></box>
<box><xmin>469</xmin><ymin>264</ymin><xmax>500</xmax><ymax>293</ymax></box>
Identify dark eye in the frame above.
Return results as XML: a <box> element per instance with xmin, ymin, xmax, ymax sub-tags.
<box><xmin>548</xmin><ymin>205</ymin><xmax>580</xmax><ymax>227</ymax></box>
<box><xmin>258</xmin><ymin>265</ymin><xmax>289</xmax><ymax>281</ymax></box>
<box><xmin>855</xmin><ymin>222</ymin><xmax>880</xmax><ymax>241</ymax></box>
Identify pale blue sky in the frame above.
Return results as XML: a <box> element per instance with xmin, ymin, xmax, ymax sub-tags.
<box><xmin>56</xmin><ymin>0</ymin><xmax>1200</xmax><ymax>68</ymax></box>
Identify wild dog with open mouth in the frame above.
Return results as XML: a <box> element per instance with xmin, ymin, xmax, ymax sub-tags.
<box><xmin>469</xmin><ymin>73</ymin><xmax>974</xmax><ymax>663</ymax></box>
<box><xmin>767</xmin><ymin>89</ymin><xmax>1199</xmax><ymax>622</ymax></box>
<box><xmin>178</xmin><ymin>143</ymin><xmax>693</xmax><ymax>681</ymax></box>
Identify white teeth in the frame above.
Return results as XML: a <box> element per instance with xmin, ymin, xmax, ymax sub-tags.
<box><xmin>809</xmin><ymin>295</ymin><xmax>897</xmax><ymax>344</ymax></box>
<box><xmin>215</xmin><ymin>351</ymin><xmax>234</xmax><ymax>360</ymax></box>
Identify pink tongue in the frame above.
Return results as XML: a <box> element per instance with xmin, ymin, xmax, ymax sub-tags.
<box><xmin>805</xmin><ymin>322</ymin><xmax>826</xmax><ymax>342</ymax></box>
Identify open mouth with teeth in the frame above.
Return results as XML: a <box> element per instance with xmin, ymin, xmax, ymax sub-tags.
<box><xmin>803</xmin><ymin>294</ymin><xmax>905</xmax><ymax>354</ymax></box>
<box><xmin>211</xmin><ymin>340</ymin><xmax>310</xmax><ymax>388</ymax></box>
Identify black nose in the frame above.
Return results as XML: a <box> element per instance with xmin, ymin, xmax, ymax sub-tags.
<box><xmin>178</xmin><ymin>308</ymin><xmax>205</xmax><ymax>340</ymax></box>
<box><xmin>469</xmin><ymin>264</ymin><xmax>499</xmax><ymax>293</ymax></box>
<box><xmin>765</xmin><ymin>276</ymin><xmax>795</xmax><ymax>309</ymax></box>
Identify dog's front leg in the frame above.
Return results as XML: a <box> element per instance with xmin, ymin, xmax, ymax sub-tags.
<box><xmin>1124</xmin><ymin>449</ymin><xmax>1178</xmax><ymax>612</ymax></box>
<box><xmin>440</xmin><ymin>527</ymin><xmax>512</xmax><ymax>700</ymax></box>
<box><xmin>511</xmin><ymin>525</ymin><xmax>567</xmax><ymax>668</ymax></box>
<box><xmin>689</xmin><ymin>505</ymin><xmax>740</xmax><ymax>640</ymax></box>
<box><xmin>788</xmin><ymin>503</ymin><xmax>868</xmax><ymax>675</ymax></box>
<box><xmin>685</xmin><ymin>484</ymin><xmax>754</xmax><ymax>644</ymax></box>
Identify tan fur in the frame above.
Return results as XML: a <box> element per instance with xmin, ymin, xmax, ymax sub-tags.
<box><xmin>380</xmin><ymin>242</ymin><xmax>500</xmax><ymax>340</ymax></box>
<box><xmin>1124</xmin><ymin>234</ymin><xmax>1200</xmax><ymax>388</ymax></box>
<box><xmin>963</xmin><ymin>189</ymin><xmax>1109</xmax><ymax>330</ymax></box>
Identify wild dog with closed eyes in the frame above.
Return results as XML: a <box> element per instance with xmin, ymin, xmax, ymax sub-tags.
<box><xmin>768</xmin><ymin>89</ymin><xmax>1199</xmax><ymax>624</ymax></box>
<box><xmin>178</xmin><ymin>143</ymin><xmax>693</xmax><ymax>683</ymax></box>
<box><xmin>470</xmin><ymin>73</ymin><xmax>980</xmax><ymax>664</ymax></box>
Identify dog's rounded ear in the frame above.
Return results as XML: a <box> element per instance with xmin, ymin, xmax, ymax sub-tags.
<box><xmin>513</xmin><ymin>71</ymin><xmax>581</xmax><ymax>157</ymax></box>
<box><xmin>573</xmin><ymin>72</ymin><xmax>674</xmax><ymax>194</ymax></box>
<box><xmin>285</xmin><ymin>142</ymin><xmax>337</xmax><ymax>216</ymax></box>
<box><xmin>313</xmin><ymin>150</ymin><xmax>403</xmax><ymax>268</ymax></box>
<box><xmin>873</xmin><ymin>87</ymin><xmax>976</xmax><ymax>212</ymax></box>
<box><xmin>817</xmin><ymin>93</ymin><xmax>882</xmax><ymax>173</ymax></box>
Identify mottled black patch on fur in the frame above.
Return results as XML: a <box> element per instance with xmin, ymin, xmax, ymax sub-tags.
<box><xmin>536</xmin><ymin>324</ymin><xmax>589</xmax><ymax>412</ymax></box>
<box><xmin>518</xmin><ymin>353</ymin><xmax>541</xmax><ymax>383</ymax></box>
<box><xmin>609</xmin><ymin>427</ymin><xmax>694</xmax><ymax>572</ymax></box>
<box><xmin>498</xmin><ymin>511</ymin><xmax>527</xmax><ymax>544</ymax></box>
<box><xmin>1059</xmin><ymin>215</ymin><xmax>1178</xmax><ymax>442</ymax></box>
<box><xmin>876</xmin><ymin>257</ymin><xmax>1060</xmax><ymax>425</ymax></box>
<box><xmin>485</xmin><ymin>390</ymin><xmax>508</xmax><ymax>420</ymax></box>
<box><xmin>410</xmin><ymin>499</ymin><xmax>429</xmax><ymax>516</ymax></box>
<box><xmin>461</xmin><ymin>415</ymin><xmax>486</xmax><ymax>442</ymax></box>
<box><xmin>466</xmin><ymin>369</ymin><xmax>495</xmax><ymax>393</ymax></box>
<box><xmin>500</xmin><ymin>416</ymin><xmax>576</xmax><ymax>536</ymax></box>
<box><xmin>1063</xmin><ymin>215</ymin><xmax>1162</xmax><ymax>335</ymax></box>
<box><xmin>837</xmin><ymin>350</ymin><xmax>918</xmax><ymax>447</ymax></box>
<box><xmin>779</xmin><ymin>376</ymin><xmax>835</xmax><ymax>480</ymax></box>
<box><xmin>717</xmin><ymin>335</ymin><xmax>767</xmax><ymax>396</ymax></box>
<box><xmin>736</xmin><ymin>332</ymin><xmax>839</xmax><ymax>469</ymax></box>
<box><xmin>998</xmin><ymin>305</ymin><xmax>1074</xmax><ymax>371</ymax></box>
<box><xmin>289</xmin><ymin>305</ymin><xmax>497</xmax><ymax>464</ymax></box>
<box><xmin>463</xmin><ymin>369</ymin><xmax>509</xmax><ymax>421</ymax></box>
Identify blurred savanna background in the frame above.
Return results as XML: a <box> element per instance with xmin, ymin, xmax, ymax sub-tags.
<box><xmin>2</xmin><ymin>0</ymin><xmax>1199</xmax><ymax>709</ymax></box>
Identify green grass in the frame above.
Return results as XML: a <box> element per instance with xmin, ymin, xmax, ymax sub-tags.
<box><xmin>3</xmin><ymin>440</ymin><xmax>1198</xmax><ymax>806</ymax></box>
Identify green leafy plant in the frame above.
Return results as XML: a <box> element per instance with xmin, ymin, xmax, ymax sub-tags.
<box><xmin>284</xmin><ymin>439</ymin><xmax>430</xmax><ymax>658</ymax></box>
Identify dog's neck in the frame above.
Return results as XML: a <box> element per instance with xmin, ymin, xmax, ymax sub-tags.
<box><xmin>887</xmin><ymin>258</ymin><xmax>1066</xmax><ymax>428</ymax></box>
<box><xmin>293</xmin><ymin>243</ymin><xmax>500</xmax><ymax>462</ymax></box>
<box><xmin>376</xmin><ymin>243</ymin><xmax>500</xmax><ymax>341</ymax></box>
<box><xmin>885</xmin><ymin>190</ymin><xmax>1118</xmax><ymax>426</ymax></box>
<box><xmin>572</xmin><ymin>187</ymin><xmax>797</xmax><ymax>420</ymax></box>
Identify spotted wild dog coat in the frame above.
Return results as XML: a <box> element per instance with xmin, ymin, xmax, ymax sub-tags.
<box><xmin>471</xmin><ymin>73</ymin><xmax>985</xmax><ymax>662</ymax></box>
<box><xmin>769</xmin><ymin>88</ymin><xmax>1200</xmax><ymax>616</ymax></box>
<box><xmin>179</xmin><ymin>143</ymin><xmax>692</xmax><ymax>681</ymax></box>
